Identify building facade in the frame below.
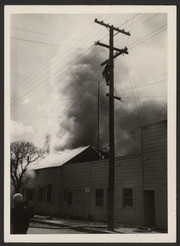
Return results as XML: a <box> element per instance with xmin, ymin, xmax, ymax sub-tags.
<box><xmin>22</xmin><ymin>120</ymin><xmax>167</xmax><ymax>230</ymax></box>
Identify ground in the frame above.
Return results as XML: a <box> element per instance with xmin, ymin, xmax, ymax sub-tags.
<box><xmin>28</xmin><ymin>222</ymin><xmax>89</xmax><ymax>234</ymax></box>
<box><xmin>28</xmin><ymin>227</ymin><xmax>86</xmax><ymax>234</ymax></box>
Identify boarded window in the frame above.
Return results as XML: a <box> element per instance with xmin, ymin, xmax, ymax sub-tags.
<box><xmin>26</xmin><ymin>189</ymin><xmax>33</xmax><ymax>200</ymax></box>
<box><xmin>64</xmin><ymin>191</ymin><xmax>67</xmax><ymax>201</ymax></box>
<box><xmin>67</xmin><ymin>192</ymin><xmax>72</xmax><ymax>205</ymax></box>
<box><xmin>123</xmin><ymin>188</ymin><xmax>133</xmax><ymax>208</ymax></box>
<box><xmin>96</xmin><ymin>189</ymin><xmax>104</xmax><ymax>206</ymax></box>
<box><xmin>38</xmin><ymin>187</ymin><xmax>43</xmax><ymax>202</ymax></box>
<box><xmin>47</xmin><ymin>184</ymin><xmax>52</xmax><ymax>203</ymax></box>
<box><xmin>77</xmin><ymin>190</ymin><xmax>83</xmax><ymax>203</ymax></box>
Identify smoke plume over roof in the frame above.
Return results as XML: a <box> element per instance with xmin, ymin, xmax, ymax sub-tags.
<box><xmin>46</xmin><ymin>46</ymin><xmax>167</xmax><ymax>156</ymax></box>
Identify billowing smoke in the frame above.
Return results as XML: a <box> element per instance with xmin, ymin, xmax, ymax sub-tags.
<box><xmin>46</xmin><ymin>47</ymin><xmax>167</xmax><ymax>156</ymax></box>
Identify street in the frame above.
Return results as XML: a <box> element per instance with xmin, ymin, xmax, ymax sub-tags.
<box><xmin>28</xmin><ymin>227</ymin><xmax>87</xmax><ymax>234</ymax></box>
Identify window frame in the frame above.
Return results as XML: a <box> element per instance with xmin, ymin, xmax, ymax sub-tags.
<box><xmin>95</xmin><ymin>188</ymin><xmax>104</xmax><ymax>206</ymax></box>
<box><xmin>47</xmin><ymin>184</ymin><xmax>52</xmax><ymax>203</ymax></box>
<box><xmin>63</xmin><ymin>191</ymin><xmax>67</xmax><ymax>202</ymax></box>
<box><xmin>122</xmin><ymin>187</ymin><xmax>134</xmax><ymax>209</ymax></box>
<box><xmin>67</xmin><ymin>191</ymin><xmax>73</xmax><ymax>205</ymax></box>
<box><xmin>38</xmin><ymin>187</ymin><xmax>44</xmax><ymax>202</ymax></box>
<box><xmin>77</xmin><ymin>189</ymin><xmax>83</xmax><ymax>203</ymax></box>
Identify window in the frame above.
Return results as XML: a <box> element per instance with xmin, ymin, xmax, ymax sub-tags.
<box><xmin>96</xmin><ymin>189</ymin><xmax>104</xmax><ymax>206</ymax></box>
<box><xmin>47</xmin><ymin>184</ymin><xmax>52</xmax><ymax>203</ymax></box>
<box><xmin>64</xmin><ymin>191</ymin><xmax>67</xmax><ymax>201</ymax></box>
<box><xmin>26</xmin><ymin>189</ymin><xmax>33</xmax><ymax>200</ymax></box>
<box><xmin>67</xmin><ymin>192</ymin><xmax>72</xmax><ymax>205</ymax></box>
<box><xmin>123</xmin><ymin>188</ymin><xmax>133</xmax><ymax>208</ymax></box>
<box><xmin>38</xmin><ymin>187</ymin><xmax>44</xmax><ymax>202</ymax></box>
<box><xmin>77</xmin><ymin>190</ymin><xmax>83</xmax><ymax>203</ymax></box>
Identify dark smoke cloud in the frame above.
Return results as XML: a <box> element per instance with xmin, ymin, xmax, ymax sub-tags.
<box><xmin>51</xmin><ymin>48</ymin><xmax>167</xmax><ymax>156</ymax></box>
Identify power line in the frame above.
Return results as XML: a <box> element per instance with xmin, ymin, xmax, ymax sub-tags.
<box><xmin>11</xmin><ymin>13</ymin><xmax>161</xmax><ymax>102</ymax></box>
<box><xmin>12</xmin><ymin>64</ymin><xmax>102</xmax><ymax>123</ymax></box>
<box><xmin>11</xmin><ymin>26</ymin><xmax>63</xmax><ymax>39</ymax></box>
<box><xmin>121</xmin><ymin>96</ymin><xmax>166</xmax><ymax>98</ymax></box>
<box><xmin>11</xmin><ymin>18</ymin><xmax>107</xmax><ymax>102</ymax></box>
<box><xmin>10</xmin><ymin>46</ymin><xmax>93</xmax><ymax>101</ymax></box>
<box><xmin>11</xmin><ymin>14</ymin><xmax>161</xmax><ymax>98</ymax></box>
<box><xmin>129</xmin><ymin>24</ymin><xmax>167</xmax><ymax>49</ymax></box>
<box><xmin>118</xmin><ymin>79</ymin><xmax>167</xmax><ymax>94</ymax></box>
<box><xmin>32</xmin><ymin>68</ymin><xmax>102</xmax><ymax>138</ymax></box>
<box><xmin>12</xmin><ymin>78</ymin><xmax>167</xmax><ymax>111</ymax></box>
<box><xmin>122</xmin><ymin>56</ymin><xmax>145</xmax><ymax>125</ymax></box>
<box><xmin>114</xmin><ymin>89</ymin><xmax>141</xmax><ymax>154</ymax></box>
<box><xmin>11</xmin><ymin>44</ymin><xmax>96</xmax><ymax>103</ymax></box>
<box><xmin>11</xmin><ymin>64</ymin><xmax>102</xmax><ymax>119</ymax></box>
<box><xmin>11</xmin><ymin>21</ymin><xmax>101</xmax><ymax>95</ymax></box>
<box><xmin>11</xmin><ymin>36</ymin><xmax>60</xmax><ymax>47</ymax></box>
<box><xmin>116</xmin><ymin>13</ymin><xmax>160</xmax><ymax>46</ymax></box>
<box><xmin>11</xmin><ymin>96</ymin><xmax>88</xmax><ymax>106</ymax></box>
<box><xmin>11</xmin><ymin>45</ymin><xmax>96</xmax><ymax>104</ymax></box>
<box><xmin>98</xmin><ymin>13</ymin><xmax>140</xmax><ymax>42</ymax></box>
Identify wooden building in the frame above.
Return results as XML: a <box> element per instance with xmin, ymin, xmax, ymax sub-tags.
<box><xmin>24</xmin><ymin>120</ymin><xmax>167</xmax><ymax>230</ymax></box>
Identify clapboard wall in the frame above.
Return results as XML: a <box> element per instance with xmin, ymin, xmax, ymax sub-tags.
<box><xmin>60</xmin><ymin>155</ymin><xmax>142</xmax><ymax>225</ymax></box>
<box><xmin>32</xmin><ymin>167</ymin><xmax>62</xmax><ymax>216</ymax></box>
<box><xmin>142</xmin><ymin>120</ymin><xmax>167</xmax><ymax>230</ymax></box>
<box><xmin>28</xmin><ymin>120</ymin><xmax>167</xmax><ymax>230</ymax></box>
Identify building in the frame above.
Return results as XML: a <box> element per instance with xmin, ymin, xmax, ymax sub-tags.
<box><xmin>23</xmin><ymin>120</ymin><xmax>167</xmax><ymax>230</ymax></box>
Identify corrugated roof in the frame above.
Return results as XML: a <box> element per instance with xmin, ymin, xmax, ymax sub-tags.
<box><xmin>30</xmin><ymin>145</ymin><xmax>91</xmax><ymax>170</ymax></box>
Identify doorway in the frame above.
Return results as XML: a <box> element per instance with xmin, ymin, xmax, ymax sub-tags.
<box><xmin>144</xmin><ymin>190</ymin><xmax>156</xmax><ymax>227</ymax></box>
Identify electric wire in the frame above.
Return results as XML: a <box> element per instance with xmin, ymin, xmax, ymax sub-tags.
<box><xmin>31</xmin><ymin>67</ymin><xmax>103</xmax><ymax>141</ymax></box>
<box><xmin>122</xmin><ymin>56</ymin><xmax>145</xmax><ymax>125</ymax></box>
<box><xmin>11</xmin><ymin>36</ymin><xmax>60</xmax><ymax>47</ymax></box>
<box><xmin>11</xmin><ymin>14</ymin><xmax>167</xmax><ymax>147</ymax></box>
<box><xmin>11</xmin><ymin>45</ymin><xmax>96</xmax><ymax>104</ymax></box>
<box><xmin>11</xmin><ymin>17</ymin><xmax>109</xmax><ymax>102</ymax></box>
<box><xmin>11</xmin><ymin>13</ymin><xmax>154</xmax><ymax>98</ymax></box>
<box><xmin>12</xmin><ymin>22</ymin><xmax>167</xmax><ymax>108</ymax></box>
<box><xmin>12</xmin><ymin>57</ymin><xmax>102</xmax><ymax>120</ymax></box>
<box><xmin>11</xmin><ymin>26</ymin><xmax>65</xmax><ymax>39</ymax></box>
<box><xmin>129</xmin><ymin>24</ymin><xmax>167</xmax><ymax>49</ymax></box>
<box><xmin>11</xmin><ymin>13</ymin><xmax>157</xmax><ymax>103</ymax></box>
<box><xmin>114</xmin><ymin>89</ymin><xmax>141</xmax><ymax>153</ymax></box>
<box><xmin>11</xmin><ymin>44</ymin><xmax>96</xmax><ymax>103</ymax></box>
<box><xmin>10</xmin><ymin>20</ymin><xmax>101</xmax><ymax>94</ymax></box>
<box><xmin>14</xmin><ymin>63</ymin><xmax>102</xmax><ymax>122</ymax></box>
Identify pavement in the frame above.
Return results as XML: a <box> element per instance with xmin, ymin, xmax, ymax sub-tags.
<box><xmin>31</xmin><ymin>216</ymin><xmax>162</xmax><ymax>234</ymax></box>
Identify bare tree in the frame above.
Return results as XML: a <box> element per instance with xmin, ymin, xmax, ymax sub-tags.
<box><xmin>10</xmin><ymin>141</ymin><xmax>44</xmax><ymax>193</ymax></box>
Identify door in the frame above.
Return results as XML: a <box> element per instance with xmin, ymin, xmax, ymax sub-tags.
<box><xmin>144</xmin><ymin>190</ymin><xmax>156</xmax><ymax>226</ymax></box>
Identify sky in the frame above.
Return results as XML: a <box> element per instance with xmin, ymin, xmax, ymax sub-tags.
<box><xmin>10</xmin><ymin>11</ymin><xmax>167</xmax><ymax>155</ymax></box>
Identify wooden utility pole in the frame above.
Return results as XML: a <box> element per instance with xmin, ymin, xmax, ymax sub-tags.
<box><xmin>97</xmin><ymin>81</ymin><xmax>100</xmax><ymax>153</ymax></box>
<box><xmin>94</xmin><ymin>18</ymin><xmax>130</xmax><ymax>231</ymax></box>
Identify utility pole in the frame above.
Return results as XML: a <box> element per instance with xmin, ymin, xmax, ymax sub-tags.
<box><xmin>97</xmin><ymin>81</ymin><xmax>100</xmax><ymax>154</ymax></box>
<box><xmin>94</xmin><ymin>18</ymin><xmax>130</xmax><ymax>231</ymax></box>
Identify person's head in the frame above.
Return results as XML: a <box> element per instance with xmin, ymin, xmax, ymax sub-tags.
<box><xmin>13</xmin><ymin>193</ymin><xmax>23</xmax><ymax>206</ymax></box>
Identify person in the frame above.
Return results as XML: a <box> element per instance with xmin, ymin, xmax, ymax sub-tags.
<box><xmin>23</xmin><ymin>199</ymin><xmax>34</xmax><ymax>218</ymax></box>
<box><xmin>11</xmin><ymin>193</ymin><xmax>30</xmax><ymax>234</ymax></box>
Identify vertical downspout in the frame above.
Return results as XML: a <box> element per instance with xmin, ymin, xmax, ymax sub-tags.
<box><xmin>59</xmin><ymin>166</ymin><xmax>63</xmax><ymax>217</ymax></box>
<box><xmin>140</xmin><ymin>127</ymin><xmax>145</xmax><ymax>225</ymax></box>
<box><xmin>88</xmin><ymin>162</ymin><xmax>92</xmax><ymax>219</ymax></box>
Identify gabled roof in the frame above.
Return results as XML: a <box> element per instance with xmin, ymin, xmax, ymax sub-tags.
<box><xmin>31</xmin><ymin>145</ymin><xmax>95</xmax><ymax>170</ymax></box>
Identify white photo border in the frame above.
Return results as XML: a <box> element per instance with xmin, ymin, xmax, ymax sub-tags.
<box><xmin>4</xmin><ymin>5</ymin><xmax>177</xmax><ymax>243</ymax></box>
